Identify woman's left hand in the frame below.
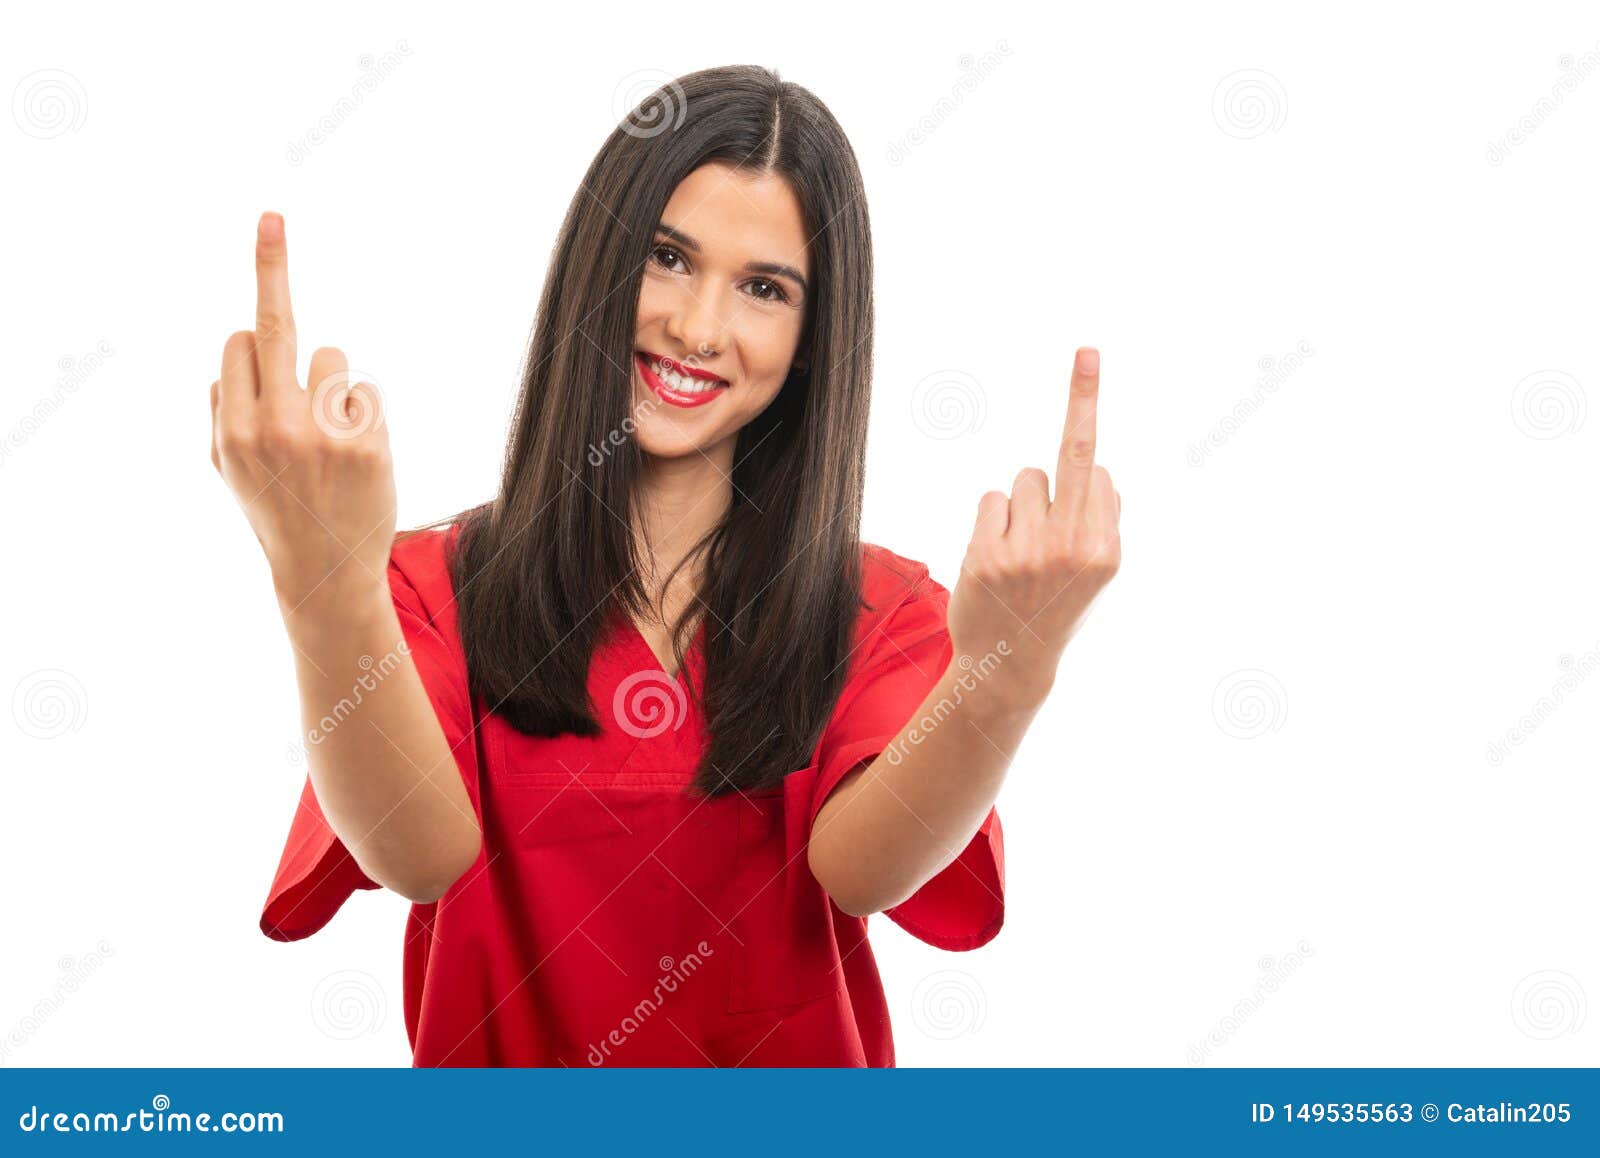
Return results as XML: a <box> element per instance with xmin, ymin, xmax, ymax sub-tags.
<box><xmin>945</xmin><ymin>346</ymin><xmax>1122</xmax><ymax>706</ymax></box>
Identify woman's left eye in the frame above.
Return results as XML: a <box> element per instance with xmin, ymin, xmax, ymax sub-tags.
<box><xmin>747</xmin><ymin>278</ymin><xmax>788</xmax><ymax>304</ymax></box>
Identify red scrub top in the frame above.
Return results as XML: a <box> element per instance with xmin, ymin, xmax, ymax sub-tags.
<box><xmin>259</xmin><ymin>525</ymin><xmax>1004</xmax><ymax>1066</ymax></box>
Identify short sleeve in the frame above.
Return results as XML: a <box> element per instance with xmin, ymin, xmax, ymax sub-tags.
<box><xmin>259</xmin><ymin>529</ymin><xmax>483</xmax><ymax>942</ymax></box>
<box><xmin>809</xmin><ymin>568</ymin><xmax>1006</xmax><ymax>952</ymax></box>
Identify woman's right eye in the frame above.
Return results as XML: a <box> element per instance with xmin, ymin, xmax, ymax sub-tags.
<box><xmin>650</xmin><ymin>244</ymin><xmax>685</xmax><ymax>272</ymax></box>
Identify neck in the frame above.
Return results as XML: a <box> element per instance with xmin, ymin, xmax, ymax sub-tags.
<box><xmin>632</xmin><ymin>441</ymin><xmax>734</xmax><ymax>615</ymax></box>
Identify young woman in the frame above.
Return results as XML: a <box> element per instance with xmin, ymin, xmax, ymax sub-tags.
<box><xmin>212</xmin><ymin>65</ymin><xmax>1121</xmax><ymax>1067</ymax></box>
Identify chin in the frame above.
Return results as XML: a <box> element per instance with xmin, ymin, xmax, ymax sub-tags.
<box><xmin>632</xmin><ymin>421</ymin><xmax>713</xmax><ymax>460</ymax></box>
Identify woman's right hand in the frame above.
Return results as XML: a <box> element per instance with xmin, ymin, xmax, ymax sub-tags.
<box><xmin>210</xmin><ymin>212</ymin><xmax>397</xmax><ymax>615</ymax></box>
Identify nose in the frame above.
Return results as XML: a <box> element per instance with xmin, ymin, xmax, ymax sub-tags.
<box><xmin>665</xmin><ymin>285</ymin><xmax>726</xmax><ymax>361</ymax></box>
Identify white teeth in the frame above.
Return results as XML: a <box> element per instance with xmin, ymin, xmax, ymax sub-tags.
<box><xmin>647</xmin><ymin>356</ymin><xmax>721</xmax><ymax>393</ymax></box>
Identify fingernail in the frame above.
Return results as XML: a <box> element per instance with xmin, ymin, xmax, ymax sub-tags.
<box><xmin>1077</xmin><ymin>348</ymin><xmax>1099</xmax><ymax>376</ymax></box>
<box><xmin>259</xmin><ymin>212</ymin><xmax>284</xmax><ymax>243</ymax></box>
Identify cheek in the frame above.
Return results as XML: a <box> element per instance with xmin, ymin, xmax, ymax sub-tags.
<box><xmin>747</xmin><ymin>318</ymin><xmax>804</xmax><ymax>382</ymax></box>
<box><xmin>635</xmin><ymin>279</ymin><xmax>671</xmax><ymax>329</ymax></box>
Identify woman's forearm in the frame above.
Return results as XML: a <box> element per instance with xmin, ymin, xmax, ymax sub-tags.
<box><xmin>807</xmin><ymin>654</ymin><xmax>1046</xmax><ymax>917</ymax></box>
<box><xmin>278</xmin><ymin>580</ymin><xmax>482</xmax><ymax>904</ymax></box>
<box><xmin>810</xmin><ymin>346</ymin><xmax>1121</xmax><ymax>915</ymax></box>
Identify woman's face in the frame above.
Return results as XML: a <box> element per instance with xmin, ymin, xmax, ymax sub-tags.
<box><xmin>630</xmin><ymin>161</ymin><xmax>811</xmax><ymax>464</ymax></box>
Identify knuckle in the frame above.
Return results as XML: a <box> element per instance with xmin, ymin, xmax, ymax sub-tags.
<box><xmin>1064</xmin><ymin>439</ymin><xmax>1096</xmax><ymax>467</ymax></box>
<box><xmin>332</xmin><ymin>433</ymin><xmax>385</xmax><ymax>464</ymax></box>
<box><xmin>255</xmin><ymin>310</ymin><xmax>289</xmax><ymax>336</ymax></box>
<box><xmin>961</xmin><ymin>551</ymin><xmax>999</xmax><ymax>585</ymax></box>
<box><xmin>218</xmin><ymin>428</ymin><xmax>252</xmax><ymax>459</ymax></box>
<box><xmin>257</xmin><ymin>420</ymin><xmax>300</xmax><ymax>456</ymax></box>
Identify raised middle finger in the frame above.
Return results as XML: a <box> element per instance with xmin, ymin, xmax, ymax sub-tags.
<box><xmin>254</xmin><ymin>211</ymin><xmax>299</xmax><ymax>407</ymax></box>
<box><xmin>1054</xmin><ymin>346</ymin><xmax>1099</xmax><ymax>512</ymax></box>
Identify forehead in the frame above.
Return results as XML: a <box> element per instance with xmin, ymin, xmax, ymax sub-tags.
<box><xmin>660</xmin><ymin>162</ymin><xmax>810</xmax><ymax>278</ymax></box>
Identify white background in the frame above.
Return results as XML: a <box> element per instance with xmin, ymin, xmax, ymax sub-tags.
<box><xmin>2</xmin><ymin>1</ymin><xmax>1596</xmax><ymax>1067</ymax></box>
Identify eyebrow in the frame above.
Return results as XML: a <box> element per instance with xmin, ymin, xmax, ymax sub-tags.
<box><xmin>654</xmin><ymin>222</ymin><xmax>809</xmax><ymax>295</ymax></box>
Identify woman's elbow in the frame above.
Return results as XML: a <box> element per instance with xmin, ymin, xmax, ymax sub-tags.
<box><xmin>386</xmin><ymin>823</ymin><xmax>483</xmax><ymax>905</ymax></box>
<box><xmin>808</xmin><ymin>842</ymin><xmax>896</xmax><ymax>919</ymax></box>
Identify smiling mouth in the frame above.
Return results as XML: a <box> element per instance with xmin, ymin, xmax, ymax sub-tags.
<box><xmin>635</xmin><ymin>350</ymin><xmax>730</xmax><ymax>408</ymax></box>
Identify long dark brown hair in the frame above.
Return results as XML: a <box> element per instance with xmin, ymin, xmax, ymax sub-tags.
<box><xmin>411</xmin><ymin>64</ymin><xmax>881</xmax><ymax>798</ymax></box>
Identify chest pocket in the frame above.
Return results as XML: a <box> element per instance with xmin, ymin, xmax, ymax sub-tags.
<box><xmin>723</xmin><ymin>774</ymin><xmax>846</xmax><ymax>1015</ymax></box>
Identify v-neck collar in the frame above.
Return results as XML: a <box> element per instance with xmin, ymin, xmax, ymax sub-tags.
<box><xmin>618</xmin><ymin>611</ymin><xmax>706</xmax><ymax>686</ymax></box>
